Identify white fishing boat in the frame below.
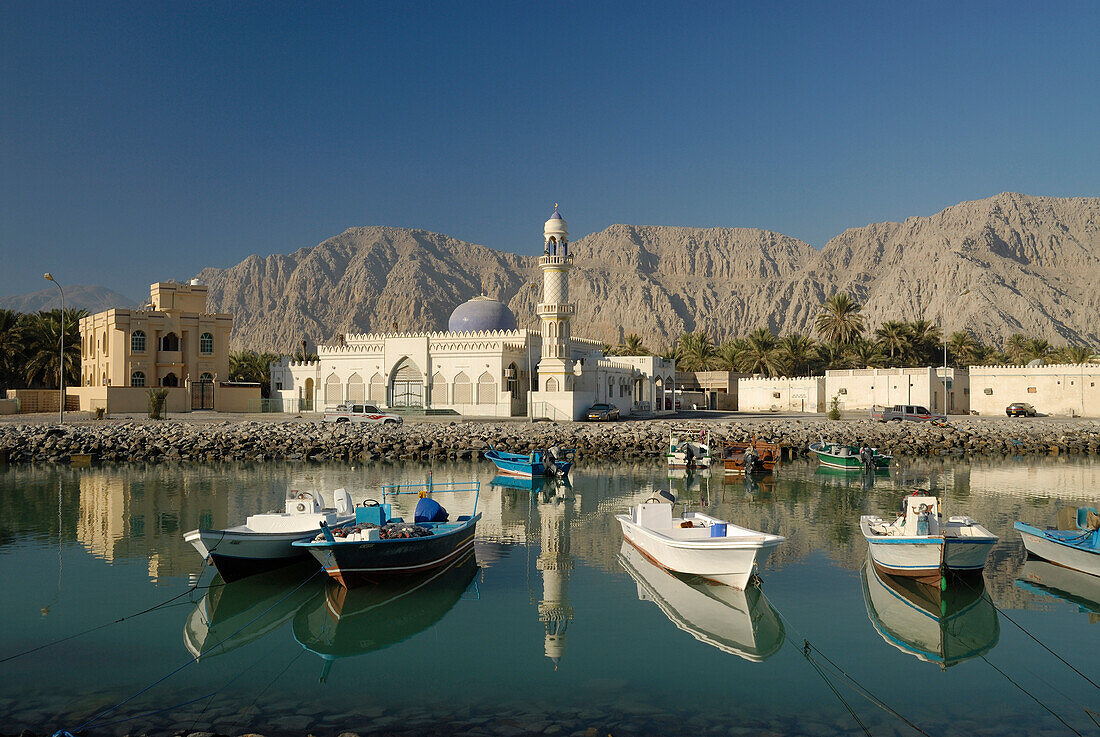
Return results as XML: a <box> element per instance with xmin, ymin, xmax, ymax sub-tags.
<box><xmin>615</xmin><ymin>498</ymin><xmax>784</xmax><ymax>589</ymax></box>
<box><xmin>1014</xmin><ymin>506</ymin><xmax>1100</xmax><ymax>578</ymax></box>
<box><xmin>617</xmin><ymin>541</ymin><xmax>784</xmax><ymax>662</ymax></box>
<box><xmin>666</xmin><ymin>427</ymin><xmax>712</xmax><ymax>469</ymax></box>
<box><xmin>861</xmin><ymin>493</ymin><xmax>997</xmax><ymax>585</ymax></box>
<box><xmin>184</xmin><ymin>488</ymin><xmax>355</xmax><ymax>582</ymax></box>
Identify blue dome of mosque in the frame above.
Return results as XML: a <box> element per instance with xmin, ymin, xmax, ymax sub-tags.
<box><xmin>447</xmin><ymin>295</ymin><xmax>518</xmax><ymax>333</ymax></box>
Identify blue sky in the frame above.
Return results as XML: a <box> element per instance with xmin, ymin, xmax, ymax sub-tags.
<box><xmin>2</xmin><ymin>1</ymin><xmax>1098</xmax><ymax>301</ymax></box>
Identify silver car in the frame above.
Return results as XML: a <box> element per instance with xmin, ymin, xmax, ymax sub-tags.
<box><xmin>323</xmin><ymin>403</ymin><xmax>403</xmax><ymax>425</ymax></box>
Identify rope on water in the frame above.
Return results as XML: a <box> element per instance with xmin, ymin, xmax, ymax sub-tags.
<box><xmin>980</xmin><ymin>655</ymin><xmax>1085</xmax><ymax>737</ymax></box>
<box><xmin>2</xmin><ymin>560</ymin><xmax>222</xmax><ymax>665</ymax></box>
<box><xmin>800</xmin><ymin>641</ymin><xmax>872</xmax><ymax>737</ymax></box>
<box><xmin>52</xmin><ymin>567</ymin><xmax>323</xmax><ymax>736</ymax></box>
<box><xmin>984</xmin><ymin>591</ymin><xmax>1100</xmax><ymax>692</ymax></box>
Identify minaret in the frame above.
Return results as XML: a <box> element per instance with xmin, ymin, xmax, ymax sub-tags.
<box><xmin>537</xmin><ymin>205</ymin><xmax>575</xmax><ymax>390</ymax></box>
<box><xmin>536</xmin><ymin>486</ymin><xmax>574</xmax><ymax>669</ymax></box>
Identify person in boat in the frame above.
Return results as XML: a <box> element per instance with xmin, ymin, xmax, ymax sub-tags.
<box><xmin>743</xmin><ymin>446</ymin><xmax>758</xmax><ymax>474</ymax></box>
<box><xmin>859</xmin><ymin>444</ymin><xmax>874</xmax><ymax>470</ymax></box>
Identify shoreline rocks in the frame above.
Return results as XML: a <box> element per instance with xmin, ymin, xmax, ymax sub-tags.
<box><xmin>0</xmin><ymin>417</ymin><xmax>1098</xmax><ymax>465</ymax></box>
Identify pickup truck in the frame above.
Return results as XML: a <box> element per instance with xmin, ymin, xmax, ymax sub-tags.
<box><xmin>322</xmin><ymin>403</ymin><xmax>403</xmax><ymax>425</ymax></box>
<box><xmin>870</xmin><ymin>404</ymin><xmax>947</xmax><ymax>423</ymax></box>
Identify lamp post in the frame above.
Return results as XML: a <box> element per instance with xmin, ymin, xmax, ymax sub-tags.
<box><xmin>43</xmin><ymin>273</ymin><xmax>65</xmax><ymax>425</ymax></box>
<box><xmin>941</xmin><ymin>288</ymin><xmax>970</xmax><ymax>416</ymax></box>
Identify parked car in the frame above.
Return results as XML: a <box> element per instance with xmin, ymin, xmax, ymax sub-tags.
<box><xmin>1006</xmin><ymin>402</ymin><xmax>1037</xmax><ymax>417</ymax></box>
<box><xmin>586</xmin><ymin>403</ymin><xmax>620</xmax><ymax>422</ymax></box>
<box><xmin>870</xmin><ymin>404</ymin><xmax>947</xmax><ymax>423</ymax></box>
<box><xmin>323</xmin><ymin>404</ymin><xmax>403</xmax><ymax>425</ymax></box>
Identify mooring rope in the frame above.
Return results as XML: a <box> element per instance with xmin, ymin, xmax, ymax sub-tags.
<box><xmin>800</xmin><ymin>641</ymin><xmax>873</xmax><ymax>737</ymax></box>
<box><xmin>980</xmin><ymin>655</ymin><xmax>1085</xmax><ymax>737</ymax></box>
<box><xmin>52</xmin><ymin>567</ymin><xmax>323</xmax><ymax>737</ymax></box>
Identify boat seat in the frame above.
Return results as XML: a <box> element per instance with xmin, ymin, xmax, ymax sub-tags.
<box><xmin>636</xmin><ymin>503</ymin><xmax>674</xmax><ymax>530</ymax></box>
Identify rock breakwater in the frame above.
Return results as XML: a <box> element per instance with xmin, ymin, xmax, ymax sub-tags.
<box><xmin>1</xmin><ymin>417</ymin><xmax>1098</xmax><ymax>465</ymax></box>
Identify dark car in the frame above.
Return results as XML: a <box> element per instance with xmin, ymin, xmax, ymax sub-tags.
<box><xmin>1006</xmin><ymin>402</ymin><xmax>1037</xmax><ymax>417</ymax></box>
<box><xmin>586</xmin><ymin>403</ymin><xmax>620</xmax><ymax>422</ymax></box>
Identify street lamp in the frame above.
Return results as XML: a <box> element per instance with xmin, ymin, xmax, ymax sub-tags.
<box><xmin>941</xmin><ymin>288</ymin><xmax>970</xmax><ymax>415</ymax></box>
<box><xmin>43</xmin><ymin>273</ymin><xmax>65</xmax><ymax>425</ymax></box>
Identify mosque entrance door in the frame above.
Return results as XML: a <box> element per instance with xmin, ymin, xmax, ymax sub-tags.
<box><xmin>390</xmin><ymin>359</ymin><xmax>424</xmax><ymax>408</ymax></box>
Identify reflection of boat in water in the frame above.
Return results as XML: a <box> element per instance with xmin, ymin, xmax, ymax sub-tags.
<box><xmin>617</xmin><ymin>542</ymin><xmax>784</xmax><ymax>662</ymax></box>
<box><xmin>293</xmin><ymin>551</ymin><xmax>478</xmax><ymax>680</ymax></box>
<box><xmin>183</xmin><ymin>561</ymin><xmax>323</xmax><ymax>660</ymax></box>
<box><xmin>861</xmin><ymin>556</ymin><xmax>998</xmax><ymax>668</ymax></box>
<box><xmin>1016</xmin><ymin>559</ymin><xmax>1100</xmax><ymax>622</ymax></box>
<box><xmin>489</xmin><ymin>474</ymin><xmax>571</xmax><ymax>493</ymax></box>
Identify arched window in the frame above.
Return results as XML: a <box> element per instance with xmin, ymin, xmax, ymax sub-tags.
<box><xmin>162</xmin><ymin>372</ymin><xmax>178</xmax><ymax>387</ymax></box>
<box><xmin>546</xmin><ymin>377</ymin><xmax>559</xmax><ymax>392</ymax></box>
<box><xmin>390</xmin><ymin>358</ymin><xmax>425</xmax><ymax>408</ymax></box>
<box><xmin>453</xmin><ymin>372</ymin><xmax>472</xmax><ymax>404</ymax></box>
<box><xmin>477</xmin><ymin>371</ymin><xmax>497</xmax><ymax>405</ymax></box>
<box><xmin>431</xmin><ymin>372</ymin><xmax>447</xmax><ymax>405</ymax></box>
<box><xmin>324</xmin><ymin>373</ymin><xmax>342</xmax><ymax>405</ymax></box>
<box><xmin>199</xmin><ymin>332</ymin><xmax>214</xmax><ymax>354</ymax></box>
<box><xmin>347</xmin><ymin>372</ymin><xmax>365</xmax><ymax>402</ymax></box>
<box><xmin>369</xmin><ymin>372</ymin><xmax>385</xmax><ymax>403</ymax></box>
<box><xmin>131</xmin><ymin>330</ymin><xmax>146</xmax><ymax>353</ymax></box>
<box><xmin>161</xmin><ymin>333</ymin><xmax>179</xmax><ymax>351</ymax></box>
<box><xmin>608</xmin><ymin>377</ymin><xmax>614</xmax><ymax>397</ymax></box>
<box><xmin>130</xmin><ymin>371</ymin><xmax>145</xmax><ymax>387</ymax></box>
<box><xmin>199</xmin><ymin>372</ymin><xmax>213</xmax><ymax>381</ymax></box>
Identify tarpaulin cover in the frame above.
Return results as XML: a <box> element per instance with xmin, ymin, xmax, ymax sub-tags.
<box><xmin>414</xmin><ymin>497</ymin><xmax>448</xmax><ymax>523</ymax></box>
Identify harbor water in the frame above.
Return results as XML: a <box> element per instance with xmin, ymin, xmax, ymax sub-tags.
<box><xmin>1</xmin><ymin>457</ymin><xmax>1098</xmax><ymax>736</ymax></box>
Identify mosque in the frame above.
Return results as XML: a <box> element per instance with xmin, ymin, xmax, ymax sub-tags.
<box><xmin>270</xmin><ymin>208</ymin><xmax>675</xmax><ymax>421</ymax></box>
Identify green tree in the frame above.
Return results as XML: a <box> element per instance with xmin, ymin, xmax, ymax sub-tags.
<box><xmin>874</xmin><ymin>320</ymin><xmax>910</xmax><ymax>365</ymax></box>
<box><xmin>230</xmin><ymin>350</ymin><xmax>281</xmax><ymax>398</ymax></box>
<box><xmin>815</xmin><ymin>341</ymin><xmax>851</xmax><ymax>372</ymax></box>
<box><xmin>1004</xmin><ymin>333</ymin><xmax>1029</xmax><ymax>364</ymax></box>
<box><xmin>905</xmin><ymin>320</ymin><xmax>942</xmax><ymax>365</ymax></box>
<box><xmin>676</xmin><ymin>332</ymin><xmax>718</xmax><ymax>371</ymax></box>
<box><xmin>614</xmin><ymin>333</ymin><xmax>650</xmax><ymax>356</ymax></box>
<box><xmin>737</xmin><ymin>328</ymin><xmax>783</xmax><ymax>376</ymax></box>
<box><xmin>849</xmin><ymin>337</ymin><xmax>884</xmax><ymax>368</ymax></box>
<box><xmin>947</xmin><ymin>330</ymin><xmax>980</xmax><ymax>367</ymax></box>
<box><xmin>1023</xmin><ymin>338</ymin><xmax>1051</xmax><ymax>362</ymax></box>
<box><xmin>0</xmin><ymin>309</ymin><xmax>25</xmax><ymax>390</ymax></box>
<box><xmin>814</xmin><ymin>294</ymin><xmax>865</xmax><ymax>345</ymax></box>
<box><xmin>715</xmin><ymin>339</ymin><xmax>745</xmax><ymax>372</ymax></box>
<box><xmin>1057</xmin><ymin>345</ymin><xmax>1094</xmax><ymax>364</ymax></box>
<box><xmin>777</xmin><ymin>333</ymin><xmax>817</xmax><ymax>376</ymax></box>
<box><xmin>21</xmin><ymin>309</ymin><xmax>85</xmax><ymax>389</ymax></box>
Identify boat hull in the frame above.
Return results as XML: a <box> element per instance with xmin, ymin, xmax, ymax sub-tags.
<box><xmin>185</xmin><ymin>528</ymin><xmax>318</xmax><ymax>583</ymax></box>
<box><xmin>809</xmin><ymin>442</ymin><xmax>890</xmax><ymax>471</ymax></box>
<box><xmin>864</xmin><ymin>535</ymin><xmax>995</xmax><ymax>584</ymax></box>
<box><xmin>616</xmin><ymin>516</ymin><xmax>781</xmax><ymax>590</ymax></box>
<box><xmin>1015</xmin><ymin>522</ymin><xmax>1100</xmax><ymax>577</ymax></box>
<box><xmin>297</xmin><ymin>516</ymin><xmax>480</xmax><ymax>588</ymax></box>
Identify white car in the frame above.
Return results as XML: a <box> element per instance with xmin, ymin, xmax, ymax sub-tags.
<box><xmin>322</xmin><ymin>404</ymin><xmax>403</xmax><ymax>425</ymax></box>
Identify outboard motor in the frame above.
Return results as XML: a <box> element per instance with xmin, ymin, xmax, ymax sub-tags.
<box><xmin>743</xmin><ymin>447</ymin><xmax>758</xmax><ymax>474</ymax></box>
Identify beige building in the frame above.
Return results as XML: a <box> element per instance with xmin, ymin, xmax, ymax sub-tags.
<box><xmin>738</xmin><ymin>375</ymin><xmax>827</xmax><ymax>413</ymax></box>
<box><xmin>72</xmin><ymin>280</ymin><xmax>258</xmax><ymax>413</ymax></box>
<box><xmin>969</xmin><ymin>363</ymin><xmax>1099</xmax><ymax>417</ymax></box>
<box><xmin>825</xmin><ymin>367</ymin><xmax>970</xmax><ymax>415</ymax></box>
<box><xmin>676</xmin><ymin>371</ymin><xmax>747</xmax><ymax>410</ymax></box>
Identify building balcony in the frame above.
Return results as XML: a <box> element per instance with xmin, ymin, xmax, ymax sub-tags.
<box><xmin>538</xmin><ymin>255</ymin><xmax>574</xmax><ymax>267</ymax></box>
<box><xmin>156</xmin><ymin>350</ymin><xmax>183</xmax><ymax>365</ymax></box>
<box><xmin>537</xmin><ymin>303</ymin><xmax>577</xmax><ymax>316</ymax></box>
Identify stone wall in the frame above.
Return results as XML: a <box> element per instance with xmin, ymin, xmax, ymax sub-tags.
<box><xmin>969</xmin><ymin>364</ymin><xmax>1099</xmax><ymax>417</ymax></box>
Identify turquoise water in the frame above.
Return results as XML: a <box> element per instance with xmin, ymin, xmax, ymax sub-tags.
<box><xmin>1</xmin><ymin>458</ymin><xmax>1098</xmax><ymax>736</ymax></box>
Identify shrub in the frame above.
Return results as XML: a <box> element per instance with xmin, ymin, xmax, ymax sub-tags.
<box><xmin>828</xmin><ymin>394</ymin><xmax>841</xmax><ymax>421</ymax></box>
<box><xmin>147</xmin><ymin>388</ymin><xmax>169</xmax><ymax>420</ymax></box>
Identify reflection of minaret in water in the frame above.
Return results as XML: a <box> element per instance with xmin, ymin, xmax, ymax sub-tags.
<box><xmin>536</xmin><ymin>485</ymin><xmax>575</xmax><ymax>669</ymax></box>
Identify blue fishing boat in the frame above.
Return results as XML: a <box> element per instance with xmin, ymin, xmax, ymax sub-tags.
<box><xmin>293</xmin><ymin>480</ymin><xmax>481</xmax><ymax>589</ymax></box>
<box><xmin>484</xmin><ymin>446</ymin><xmax>574</xmax><ymax>478</ymax></box>
<box><xmin>1015</xmin><ymin>506</ymin><xmax>1100</xmax><ymax>578</ymax></box>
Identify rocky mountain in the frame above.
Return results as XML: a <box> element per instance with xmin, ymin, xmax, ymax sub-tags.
<box><xmin>197</xmin><ymin>193</ymin><xmax>1100</xmax><ymax>352</ymax></box>
<box><xmin>0</xmin><ymin>285</ymin><xmax>136</xmax><ymax>314</ymax></box>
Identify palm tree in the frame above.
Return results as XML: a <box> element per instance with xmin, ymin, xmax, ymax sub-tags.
<box><xmin>905</xmin><ymin>320</ymin><xmax>941</xmax><ymax>365</ymax></box>
<box><xmin>715</xmin><ymin>339</ymin><xmax>745</xmax><ymax>372</ymax></box>
<box><xmin>1004</xmin><ymin>333</ymin><xmax>1029</xmax><ymax>364</ymax></box>
<box><xmin>230</xmin><ymin>350</ymin><xmax>281</xmax><ymax>397</ymax></box>
<box><xmin>660</xmin><ymin>343</ymin><xmax>683</xmax><ymax>366</ymax></box>
<box><xmin>815</xmin><ymin>341</ymin><xmax>851</xmax><ymax>372</ymax></box>
<box><xmin>1058</xmin><ymin>345</ymin><xmax>1094</xmax><ymax>364</ymax></box>
<box><xmin>874</xmin><ymin>320</ymin><xmax>910</xmax><ymax>365</ymax></box>
<box><xmin>22</xmin><ymin>310</ymin><xmax>84</xmax><ymax>389</ymax></box>
<box><xmin>677</xmin><ymin>332</ymin><xmax>718</xmax><ymax>371</ymax></box>
<box><xmin>947</xmin><ymin>331</ymin><xmax>979</xmax><ymax>367</ymax></box>
<box><xmin>615</xmin><ymin>333</ymin><xmax>650</xmax><ymax>356</ymax></box>
<box><xmin>814</xmin><ymin>294</ymin><xmax>865</xmax><ymax>345</ymax></box>
<box><xmin>737</xmin><ymin>328</ymin><xmax>783</xmax><ymax>376</ymax></box>
<box><xmin>1023</xmin><ymin>338</ymin><xmax>1051</xmax><ymax>362</ymax></box>
<box><xmin>0</xmin><ymin>309</ymin><xmax>25</xmax><ymax>390</ymax></box>
<box><xmin>849</xmin><ymin>337</ymin><xmax>884</xmax><ymax>368</ymax></box>
<box><xmin>777</xmin><ymin>333</ymin><xmax>817</xmax><ymax>376</ymax></box>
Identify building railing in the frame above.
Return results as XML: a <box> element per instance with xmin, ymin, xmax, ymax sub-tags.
<box><xmin>247</xmin><ymin>397</ymin><xmax>308</xmax><ymax>413</ymax></box>
<box><xmin>538</xmin><ymin>255</ymin><xmax>574</xmax><ymax>267</ymax></box>
<box><xmin>536</xmin><ymin>302</ymin><xmax>577</xmax><ymax>315</ymax></box>
<box><xmin>530</xmin><ymin>401</ymin><xmax>572</xmax><ymax>422</ymax></box>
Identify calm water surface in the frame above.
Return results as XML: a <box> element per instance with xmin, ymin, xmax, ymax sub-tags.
<box><xmin>1</xmin><ymin>457</ymin><xmax>1098</xmax><ymax>736</ymax></box>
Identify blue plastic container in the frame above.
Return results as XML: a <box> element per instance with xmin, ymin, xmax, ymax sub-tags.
<box><xmin>710</xmin><ymin>523</ymin><xmax>727</xmax><ymax>538</ymax></box>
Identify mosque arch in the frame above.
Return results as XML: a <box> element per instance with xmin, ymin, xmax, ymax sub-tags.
<box><xmin>347</xmin><ymin>372</ymin><xmax>365</xmax><ymax>402</ymax></box>
<box><xmin>431</xmin><ymin>371</ymin><xmax>448</xmax><ymax>405</ymax></box>
<box><xmin>506</xmin><ymin>362</ymin><xmax>520</xmax><ymax>399</ymax></box>
<box><xmin>389</xmin><ymin>357</ymin><xmax>424</xmax><ymax>408</ymax></box>
<box><xmin>545</xmin><ymin>377</ymin><xmax>559</xmax><ymax>392</ymax></box>
<box><xmin>303</xmin><ymin>378</ymin><xmax>314</xmax><ymax>411</ymax></box>
<box><xmin>477</xmin><ymin>371</ymin><xmax>497</xmax><ymax>405</ymax></box>
<box><xmin>369</xmin><ymin>372</ymin><xmax>385</xmax><ymax>403</ymax></box>
<box><xmin>453</xmin><ymin>371</ymin><xmax>472</xmax><ymax>404</ymax></box>
<box><xmin>324</xmin><ymin>373</ymin><xmax>342</xmax><ymax>406</ymax></box>
<box><xmin>160</xmin><ymin>332</ymin><xmax>179</xmax><ymax>351</ymax></box>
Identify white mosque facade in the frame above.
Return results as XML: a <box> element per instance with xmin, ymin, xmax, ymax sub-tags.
<box><xmin>270</xmin><ymin>209</ymin><xmax>675</xmax><ymax>421</ymax></box>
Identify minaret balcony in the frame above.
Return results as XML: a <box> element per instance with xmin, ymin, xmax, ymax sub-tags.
<box><xmin>538</xmin><ymin>255</ymin><xmax>574</xmax><ymax>268</ymax></box>
<box><xmin>537</xmin><ymin>302</ymin><xmax>577</xmax><ymax>316</ymax></box>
